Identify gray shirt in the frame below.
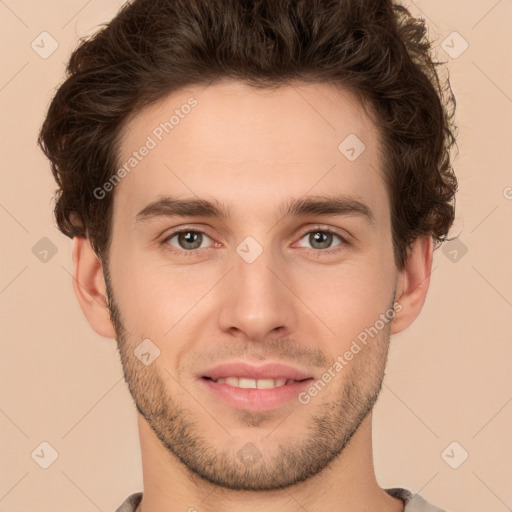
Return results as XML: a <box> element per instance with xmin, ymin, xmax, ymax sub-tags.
<box><xmin>115</xmin><ymin>488</ymin><xmax>448</xmax><ymax>511</ymax></box>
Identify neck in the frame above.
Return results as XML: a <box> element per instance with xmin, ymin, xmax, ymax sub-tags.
<box><xmin>135</xmin><ymin>412</ymin><xmax>404</xmax><ymax>512</ymax></box>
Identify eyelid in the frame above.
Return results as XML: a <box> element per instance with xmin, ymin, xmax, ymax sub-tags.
<box><xmin>160</xmin><ymin>224</ymin><xmax>351</xmax><ymax>255</ymax></box>
<box><xmin>295</xmin><ymin>224</ymin><xmax>350</xmax><ymax>241</ymax></box>
<box><xmin>161</xmin><ymin>227</ymin><xmax>217</xmax><ymax>250</ymax></box>
<box><xmin>292</xmin><ymin>225</ymin><xmax>350</xmax><ymax>250</ymax></box>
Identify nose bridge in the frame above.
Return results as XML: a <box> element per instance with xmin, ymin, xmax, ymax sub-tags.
<box><xmin>217</xmin><ymin>241</ymin><xmax>296</xmax><ymax>341</ymax></box>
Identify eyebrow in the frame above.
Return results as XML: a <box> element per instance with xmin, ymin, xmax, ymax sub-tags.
<box><xmin>135</xmin><ymin>194</ymin><xmax>375</xmax><ymax>225</ymax></box>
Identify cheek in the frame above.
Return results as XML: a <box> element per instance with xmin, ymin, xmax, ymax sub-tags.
<box><xmin>291</xmin><ymin>256</ymin><xmax>395</xmax><ymax>345</ymax></box>
<box><xmin>113</xmin><ymin>255</ymin><xmax>219</xmax><ymax>337</ymax></box>
<box><xmin>110</xmin><ymin>222</ymin><xmax>396</xmax><ymax>343</ymax></box>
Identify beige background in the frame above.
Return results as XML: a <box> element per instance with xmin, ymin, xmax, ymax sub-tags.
<box><xmin>1</xmin><ymin>0</ymin><xmax>511</xmax><ymax>511</ymax></box>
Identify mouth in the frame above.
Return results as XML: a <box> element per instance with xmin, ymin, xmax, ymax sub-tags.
<box><xmin>202</xmin><ymin>376</ymin><xmax>309</xmax><ymax>389</ymax></box>
<box><xmin>198</xmin><ymin>362</ymin><xmax>315</xmax><ymax>411</ymax></box>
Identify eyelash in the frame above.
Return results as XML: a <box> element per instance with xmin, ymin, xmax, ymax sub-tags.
<box><xmin>293</xmin><ymin>226</ymin><xmax>349</xmax><ymax>256</ymax></box>
<box><xmin>160</xmin><ymin>226</ymin><xmax>349</xmax><ymax>258</ymax></box>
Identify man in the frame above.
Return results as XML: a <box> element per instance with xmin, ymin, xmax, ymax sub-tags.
<box><xmin>38</xmin><ymin>0</ymin><xmax>457</xmax><ymax>510</ymax></box>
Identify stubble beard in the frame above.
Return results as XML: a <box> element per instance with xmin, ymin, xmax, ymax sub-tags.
<box><xmin>104</xmin><ymin>268</ymin><xmax>391</xmax><ymax>491</ymax></box>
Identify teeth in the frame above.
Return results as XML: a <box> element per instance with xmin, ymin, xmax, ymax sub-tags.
<box><xmin>225</xmin><ymin>377</ymin><xmax>239</xmax><ymax>387</ymax></box>
<box><xmin>257</xmin><ymin>378</ymin><xmax>278</xmax><ymax>389</ymax></box>
<box><xmin>213</xmin><ymin>377</ymin><xmax>295</xmax><ymax>389</ymax></box>
<box><xmin>238</xmin><ymin>378</ymin><xmax>257</xmax><ymax>389</ymax></box>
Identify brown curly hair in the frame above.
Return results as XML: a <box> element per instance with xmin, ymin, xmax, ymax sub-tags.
<box><xmin>38</xmin><ymin>0</ymin><xmax>457</xmax><ymax>271</ymax></box>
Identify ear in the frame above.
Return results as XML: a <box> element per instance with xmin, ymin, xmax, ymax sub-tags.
<box><xmin>71</xmin><ymin>236</ymin><xmax>117</xmax><ymax>339</ymax></box>
<box><xmin>391</xmin><ymin>236</ymin><xmax>434</xmax><ymax>335</ymax></box>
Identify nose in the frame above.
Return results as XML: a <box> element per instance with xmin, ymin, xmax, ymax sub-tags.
<box><xmin>217</xmin><ymin>246</ymin><xmax>298</xmax><ymax>343</ymax></box>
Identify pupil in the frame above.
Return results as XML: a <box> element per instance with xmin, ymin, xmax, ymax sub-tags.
<box><xmin>180</xmin><ymin>231</ymin><xmax>201</xmax><ymax>249</ymax></box>
<box><xmin>311</xmin><ymin>231</ymin><xmax>331</xmax><ymax>249</ymax></box>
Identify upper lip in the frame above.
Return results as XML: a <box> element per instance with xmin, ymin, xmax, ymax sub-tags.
<box><xmin>201</xmin><ymin>361</ymin><xmax>313</xmax><ymax>381</ymax></box>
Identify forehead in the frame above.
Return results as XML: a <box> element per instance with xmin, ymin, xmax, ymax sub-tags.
<box><xmin>113</xmin><ymin>79</ymin><xmax>387</xmax><ymax>223</ymax></box>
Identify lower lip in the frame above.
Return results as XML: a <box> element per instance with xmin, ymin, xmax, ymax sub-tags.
<box><xmin>200</xmin><ymin>378</ymin><xmax>313</xmax><ymax>411</ymax></box>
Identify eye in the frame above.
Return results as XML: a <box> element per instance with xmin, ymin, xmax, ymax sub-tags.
<box><xmin>160</xmin><ymin>226</ymin><xmax>348</xmax><ymax>257</ymax></box>
<box><xmin>163</xmin><ymin>230</ymin><xmax>214</xmax><ymax>251</ymax></box>
<box><xmin>294</xmin><ymin>228</ymin><xmax>346</xmax><ymax>253</ymax></box>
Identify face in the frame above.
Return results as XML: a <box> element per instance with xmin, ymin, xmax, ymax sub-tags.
<box><xmin>105</xmin><ymin>80</ymin><xmax>399</xmax><ymax>490</ymax></box>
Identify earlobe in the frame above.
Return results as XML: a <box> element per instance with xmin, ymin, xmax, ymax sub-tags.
<box><xmin>71</xmin><ymin>236</ymin><xmax>117</xmax><ymax>339</ymax></box>
<box><xmin>391</xmin><ymin>236</ymin><xmax>434</xmax><ymax>335</ymax></box>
